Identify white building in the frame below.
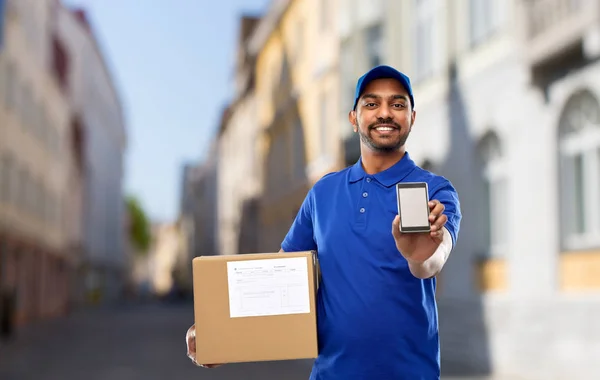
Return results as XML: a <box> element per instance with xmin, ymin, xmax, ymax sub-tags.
<box><xmin>179</xmin><ymin>143</ymin><xmax>219</xmax><ymax>261</ymax></box>
<box><xmin>177</xmin><ymin>162</ymin><xmax>203</xmax><ymax>293</ymax></box>
<box><xmin>56</xmin><ymin>6</ymin><xmax>128</xmax><ymax>305</ymax></box>
<box><xmin>217</xmin><ymin>15</ymin><xmax>262</xmax><ymax>256</ymax></box>
<box><xmin>0</xmin><ymin>0</ymin><xmax>73</xmax><ymax>323</ymax></box>
<box><xmin>340</xmin><ymin>0</ymin><xmax>600</xmax><ymax>378</ymax></box>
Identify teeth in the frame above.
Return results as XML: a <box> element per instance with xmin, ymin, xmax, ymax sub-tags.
<box><xmin>376</xmin><ymin>127</ymin><xmax>394</xmax><ymax>131</ymax></box>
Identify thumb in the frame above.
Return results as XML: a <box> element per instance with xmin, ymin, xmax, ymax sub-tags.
<box><xmin>392</xmin><ymin>215</ymin><xmax>401</xmax><ymax>238</ymax></box>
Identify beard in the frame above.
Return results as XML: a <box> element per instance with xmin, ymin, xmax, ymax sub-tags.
<box><xmin>357</xmin><ymin>119</ymin><xmax>409</xmax><ymax>153</ymax></box>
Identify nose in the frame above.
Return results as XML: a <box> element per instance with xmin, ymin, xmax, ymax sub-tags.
<box><xmin>376</xmin><ymin>103</ymin><xmax>392</xmax><ymax>120</ymax></box>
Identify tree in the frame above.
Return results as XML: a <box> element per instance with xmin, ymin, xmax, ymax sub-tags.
<box><xmin>126</xmin><ymin>195</ymin><xmax>152</xmax><ymax>254</ymax></box>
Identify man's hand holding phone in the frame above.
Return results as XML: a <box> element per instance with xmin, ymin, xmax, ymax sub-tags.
<box><xmin>392</xmin><ymin>182</ymin><xmax>448</xmax><ymax>264</ymax></box>
<box><xmin>392</xmin><ymin>199</ymin><xmax>447</xmax><ymax>263</ymax></box>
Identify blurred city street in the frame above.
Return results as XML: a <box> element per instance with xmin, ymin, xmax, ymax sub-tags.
<box><xmin>2</xmin><ymin>0</ymin><xmax>600</xmax><ymax>378</ymax></box>
<box><xmin>0</xmin><ymin>300</ymin><xmax>498</xmax><ymax>380</ymax></box>
<box><xmin>0</xmin><ymin>301</ymin><xmax>316</xmax><ymax>380</ymax></box>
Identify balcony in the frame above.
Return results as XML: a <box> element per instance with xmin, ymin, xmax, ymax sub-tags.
<box><xmin>522</xmin><ymin>0</ymin><xmax>600</xmax><ymax>69</ymax></box>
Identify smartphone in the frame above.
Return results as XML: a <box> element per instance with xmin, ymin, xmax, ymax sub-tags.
<box><xmin>396</xmin><ymin>182</ymin><xmax>431</xmax><ymax>233</ymax></box>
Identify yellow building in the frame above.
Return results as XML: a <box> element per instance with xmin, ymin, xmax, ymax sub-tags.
<box><xmin>0</xmin><ymin>0</ymin><xmax>72</xmax><ymax>324</ymax></box>
<box><xmin>249</xmin><ymin>0</ymin><xmax>342</xmax><ymax>251</ymax></box>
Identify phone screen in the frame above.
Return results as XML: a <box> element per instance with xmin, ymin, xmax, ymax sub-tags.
<box><xmin>397</xmin><ymin>185</ymin><xmax>430</xmax><ymax>230</ymax></box>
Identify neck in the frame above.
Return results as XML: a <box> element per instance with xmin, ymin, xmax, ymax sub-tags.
<box><xmin>360</xmin><ymin>146</ymin><xmax>406</xmax><ymax>175</ymax></box>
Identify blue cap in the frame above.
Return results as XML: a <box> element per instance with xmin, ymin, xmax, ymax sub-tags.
<box><xmin>352</xmin><ymin>65</ymin><xmax>414</xmax><ymax>110</ymax></box>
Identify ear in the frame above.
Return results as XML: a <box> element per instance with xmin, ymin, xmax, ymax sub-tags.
<box><xmin>348</xmin><ymin>110</ymin><xmax>358</xmax><ymax>132</ymax></box>
<box><xmin>410</xmin><ymin>109</ymin><xmax>417</xmax><ymax>127</ymax></box>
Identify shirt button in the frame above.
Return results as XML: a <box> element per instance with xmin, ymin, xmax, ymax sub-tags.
<box><xmin>366</xmin><ymin>178</ymin><xmax>372</xmax><ymax>182</ymax></box>
<box><xmin>359</xmin><ymin>208</ymin><xmax>365</xmax><ymax>213</ymax></box>
<box><xmin>362</xmin><ymin>192</ymin><xmax>368</xmax><ymax>198</ymax></box>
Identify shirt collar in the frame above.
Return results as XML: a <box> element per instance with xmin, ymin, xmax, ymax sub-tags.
<box><xmin>348</xmin><ymin>152</ymin><xmax>417</xmax><ymax>187</ymax></box>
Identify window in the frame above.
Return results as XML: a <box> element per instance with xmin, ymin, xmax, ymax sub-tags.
<box><xmin>291</xmin><ymin>117</ymin><xmax>306</xmax><ymax>180</ymax></box>
<box><xmin>21</xmin><ymin>84</ymin><xmax>33</xmax><ymax>131</ymax></box>
<box><xmin>4</xmin><ymin>62</ymin><xmax>15</xmax><ymax>111</ymax></box>
<box><xmin>0</xmin><ymin>59</ymin><xmax>4</xmax><ymax>108</ymax></box>
<box><xmin>558</xmin><ymin>89</ymin><xmax>600</xmax><ymax>250</ymax></box>
<box><xmin>413</xmin><ymin>0</ymin><xmax>437</xmax><ymax>82</ymax></box>
<box><xmin>320</xmin><ymin>0</ymin><xmax>328</xmax><ymax>31</ymax></box>
<box><xmin>478</xmin><ymin>131</ymin><xmax>508</xmax><ymax>257</ymax></box>
<box><xmin>32</xmin><ymin>179</ymin><xmax>42</xmax><ymax>220</ymax></box>
<box><xmin>320</xmin><ymin>90</ymin><xmax>328</xmax><ymax>155</ymax></box>
<box><xmin>0</xmin><ymin>0</ymin><xmax>6</xmax><ymax>50</ymax></box>
<box><xmin>340</xmin><ymin>41</ymin><xmax>355</xmax><ymax>120</ymax></box>
<box><xmin>55</xmin><ymin>192</ymin><xmax>63</xmax><ymax>227</ymax></box>
<box><xmin>13</xmin><ymin>165</ymin><xmax>24</xmax><ymax>209</ymax></box>
<box><xmin>44</xmin><ymin>189</ymin><xmax>52</xmax><ymax>224</ymax></box>
<box><xmin>0</xmin><ymin>154</ymin><xmax>7</xmax><ymax>202</ymax></box>
<box><xmin>365</xmin><ymin>24</ymin><xmax>382</xmax><ymax>67</ymax></box>
<box><xmin>469</xmin><ymin>0</ymin><xmax>501</xmax><ymax>46</ymax></box>
<box><xmin>51</xmin><ymin>36</ymin><xmax>70</xmax><ymax>92</ymax></box>
<box><xmin>23</xmin><ymin>170</ymin><xmax>33</xmax><ymax>214</ymax></box>
<box><xmin>267</xmin><ymin>131</ymin><xmax>287</xmax><ymax>197</ymax></box>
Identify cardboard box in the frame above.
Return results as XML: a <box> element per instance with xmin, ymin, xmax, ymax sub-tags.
<box><xmin>192</xmin><ymin>251</ymin><xmax>319</xmax><ymax>365</ymax></box>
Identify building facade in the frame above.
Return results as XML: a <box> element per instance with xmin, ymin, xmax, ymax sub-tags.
<box><xmin>178</xmin><ymin>162</ymin><xmax>203</xmax><ymax>293</ymax></box>
<box><xmin>338</xmin><ymin>0</ymin><xmax>385</xmax><ymax>166</ymax></box>
<box><xmin>249</xmin><ymin>0</ymin><xmax>342</xmax><ymax>252</ymax></box>
<box><xmin>0</xmin><ymin>0</ymin><xmax>72</xmax><ymax>325</ymax></box>
<box><xmin>53</xmin><ymin>3</ymin><xmax>88</xmax><ymax>309</ymax></box>
<box><xmin>217</xmin><ymin>15</ymin><xmax>261</xmax><ymax>256</ymax></box>
<box><xmin>57</xmin><ymin>6</ymin><xmax>128</xmax><ymax>306</ymax></box>
<box><xmin>358</xmin><ymin>0</ymin><xmax>600</xmax><ymax>378</ymax></box>
<box><xmin>180</xmin><ymin>142</ymin><xmax>220</xmax><ymax>262</ymax></box>
<box><xmin>194</xmin><ymin>144</ymin><xmax>220</xmax><ymax>258</ymax></box>
<box><xmin>146</xmin><ymin>222</ymin><xmax>185</xmax><ymax>297</ymax></box>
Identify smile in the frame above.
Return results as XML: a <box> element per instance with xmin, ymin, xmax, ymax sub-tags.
<box><xmin>373</xmin><ymin>125</ymin><xmax>399</xmax><ymax>132</ymax></box>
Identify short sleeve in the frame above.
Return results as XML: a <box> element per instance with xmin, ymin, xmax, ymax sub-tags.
<box><xmin>431</xmin><ymin>180</ymin><xmax>462</xmax><ymax>248</ymax></box>
<box><xmin>281</xmin><ymin>187</ymin><xmax>318</xmax><ymax>252</ymax></box>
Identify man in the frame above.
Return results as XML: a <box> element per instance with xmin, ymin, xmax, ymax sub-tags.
<box><xmin>186</xmin><ymin>65</ymin><xmax>462</xmax><ymax>379</ymax></box>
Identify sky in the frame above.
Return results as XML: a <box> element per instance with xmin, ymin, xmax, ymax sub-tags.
<box><xmin>61</xmin><ymin>0</ymin><xmax>270</xmax><ymax>223</ymax></box>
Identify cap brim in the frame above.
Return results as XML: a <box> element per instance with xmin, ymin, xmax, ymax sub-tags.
<box><xmin>353</xmin><ymin>66</ymin><xmax>413</xmax><ymax>109</ymax></box>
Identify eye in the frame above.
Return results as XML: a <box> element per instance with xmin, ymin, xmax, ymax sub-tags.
<box><xmin>392</xmin><ymin>103</ymin><xmax>406</xmax><ymax>109</ymax></box>
<box><xmin>365</xmin><ymin>103</ymin><xmax>377</xmax><ymax>107</ymax></box>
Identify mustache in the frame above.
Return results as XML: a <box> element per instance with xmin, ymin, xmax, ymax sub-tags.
<box><xmin>368</xmin><ymin>119</ymin><xmax>402</xmax><ymax>130</ymax></box>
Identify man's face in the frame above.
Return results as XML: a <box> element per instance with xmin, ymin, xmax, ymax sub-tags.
<box><xmin>349</xmin><ymin>78</ymin><xmax>416</xmax><ymax>153</ymax></box>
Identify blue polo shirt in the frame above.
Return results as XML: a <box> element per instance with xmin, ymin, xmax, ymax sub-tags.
<box><xmin>281</xmin><ymin>152</ymin><xmax>462</xmax><ymax>380</ymax></box>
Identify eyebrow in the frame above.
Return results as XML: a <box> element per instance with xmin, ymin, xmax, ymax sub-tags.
<box><xmin>361</xmin><ymin>93</ymin><xmax>408</xmax><ymax>102</ymax></box>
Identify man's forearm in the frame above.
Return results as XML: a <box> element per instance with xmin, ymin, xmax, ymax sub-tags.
<box><xmin>407</xmin><ymin>227</ymin><xmax>453</xmax><ymax>279</ymax></box>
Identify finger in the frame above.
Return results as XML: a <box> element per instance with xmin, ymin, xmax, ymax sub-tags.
<box><xmin>430</xmin><ymin>227</ymin><xmax>445</xmax><ymax>239</ymax></box>
<box><xmin>428</xmin><ymin>200</ymin><xmax>445</xmax><ymax>222</ymax></box>
<box><xmin>430</xmin><ymin>214</ymin><xmax>447</xmax><ymax>233</ymax></box>
<box><xmin>430</xmin><ymin>230</ymin><xmax>443</xmax><ymax>239</ymax></box>
<box><xmin>428</xmin><ymin>200</ymin><xmax>438</xmax><ymax>210</ymax></box>
<box><xmin>188</xmin><ymin>352</ymin><xmax>201</xmax><ymax>366</ymax></box>
<box><xmin>392</xmin><ymin>215</ymin><xmax>401</xmax><ymax>237</ymax></box>
<box><xmin>186</xmin><ymin>325</ymin><xmax>196</xmax><ymax>355</ymax></box>
<box><xmin>429</xmin><ymin>199</ymin><xmax>446</xmax><ymax>215</ymax></box>
<box><xmin>193</xmin><ymin>362</ymin><xmax>222</xmax><ymax>369</ymax></box>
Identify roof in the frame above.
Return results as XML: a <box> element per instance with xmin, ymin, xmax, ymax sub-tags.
<box><xmin>246</xmin><ymin>0</ymin><xmax>292</xmax><ymax>55</ymax></box>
